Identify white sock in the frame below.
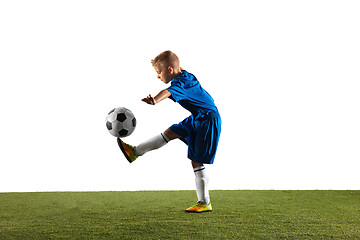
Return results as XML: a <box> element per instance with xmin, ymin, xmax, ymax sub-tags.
<box><xmin>194</xmin><ymin>166</ymin><xmax>210</xmax><ymax>205</ymax></box>
<box><xmin>134</xmin><ymin>133</ymin><xmax>169</xmax><ymax>156</ymax></box>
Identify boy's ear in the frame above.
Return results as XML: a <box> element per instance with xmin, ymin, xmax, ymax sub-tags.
<box><xmin>168</xmin><ymin>66</ymin><xmax>174</xmax><ymax>74</ymax></box>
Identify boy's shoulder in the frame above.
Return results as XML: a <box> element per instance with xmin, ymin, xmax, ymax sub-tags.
<box><xmin>171</xmin><ymin>70</ymin><xmax>198</xmax><ymax>86</ymax></box>
<box><xmin>178</xmin><ymin>70</ymin><xmax>195</xmax><ymax>79</ymax></box>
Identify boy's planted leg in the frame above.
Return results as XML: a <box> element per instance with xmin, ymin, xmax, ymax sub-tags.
<box><xmin>186</xmin><ymin>161</ymin><xmax>212</xmax><ymax>213</ymax></box>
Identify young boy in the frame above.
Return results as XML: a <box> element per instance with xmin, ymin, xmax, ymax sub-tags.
<box><xmin>117</xmin><ymin>50</ymin><xmax>221</xmax><ymax>213</ymax></box>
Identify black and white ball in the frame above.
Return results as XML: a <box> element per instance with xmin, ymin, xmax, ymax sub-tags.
<box><xmin>106</xmin><ymin>107</ymin><xmax>136</xmax><ymax>138</ymax></box>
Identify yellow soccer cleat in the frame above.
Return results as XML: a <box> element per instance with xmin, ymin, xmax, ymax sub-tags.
<box><xmin>117</xmin><ymin>138</ymin><xmax>138</xmax><ymax>163</ymax></box>
<box><xmin>185</xmin><ymin>201</ymin><xmax>212</xmax><ymax>213</ymax></box>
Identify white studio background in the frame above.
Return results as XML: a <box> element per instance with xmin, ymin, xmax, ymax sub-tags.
<box><xmin>0</xmin><ymin>0</ymin><xmax>359</xmax><ymax>192</ymax></box>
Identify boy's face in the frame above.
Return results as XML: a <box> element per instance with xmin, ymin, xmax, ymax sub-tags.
<box><xmin>154</xmin><ymin>65</ymin><xmax>173</xmax><ymax>84</ymax></box>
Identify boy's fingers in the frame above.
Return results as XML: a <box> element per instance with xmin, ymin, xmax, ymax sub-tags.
<box><xmin>141</xmin><ymin>94</ymin><xmax>155</xmax><ymax>104</ymax></box>
<box><xmin>142</xmin><ymin>97</ymin><xmax>152</xmax><ymax>104</ymax></box>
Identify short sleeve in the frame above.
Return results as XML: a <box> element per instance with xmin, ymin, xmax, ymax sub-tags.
<box><xmin>167</xmin><ymin>81</ymin><xmax>186</xmax><ymax>102</ymax></box>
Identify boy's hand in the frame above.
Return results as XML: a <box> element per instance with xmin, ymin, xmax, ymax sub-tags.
<box><xmin>142</xmin><ymin>94</ymin><xmax>156</xmax><ymax>105</ymax></box>
<box><xmin>142</xmin><ymin>90</ymin><xmax>171</xmax><ymax>105</ymax></box>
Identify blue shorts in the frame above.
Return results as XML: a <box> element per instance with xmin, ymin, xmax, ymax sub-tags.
<box><xmin>169</xmin><ymin>115</ymin><xmax>221</xmax><ymax>164</ymax></box>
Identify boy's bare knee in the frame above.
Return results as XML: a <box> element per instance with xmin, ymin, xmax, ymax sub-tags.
<box><xmin>191</xmin><ymin>161</ymin><xmax>204</xmax><ymax>168</ymax></box>
<box><xmin>164</xmin><ymin>128</ymin><xmax>181</xmax><ymax>141</ymax></box>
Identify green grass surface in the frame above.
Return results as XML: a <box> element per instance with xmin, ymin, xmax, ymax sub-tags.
<box><xmin>1</xmin><ymin>190</ymin><xmax>359</xmax><ymax>239</ymax></box>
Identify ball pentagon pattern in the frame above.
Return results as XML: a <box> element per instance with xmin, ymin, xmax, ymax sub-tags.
<box><xmin>106</xmin><ymin>107</ymin><xmax>136</xmax><ymax>138</ymax></box>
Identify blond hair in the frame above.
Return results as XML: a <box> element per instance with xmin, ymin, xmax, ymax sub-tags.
<box><xmin>152</xmin><ymin>50</ymin><xmax>180</xmax><ymax>69</ymax></box>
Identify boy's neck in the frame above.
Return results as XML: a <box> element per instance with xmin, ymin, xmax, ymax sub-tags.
<box><xmin>171</xmin><ymin>68</ymin><xmax>182</xmax><ymax>80</ymax></box>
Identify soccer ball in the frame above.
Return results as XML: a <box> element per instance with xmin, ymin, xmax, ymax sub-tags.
<box><xmin>106</xmin><ymin>107</ymin><xmax>136</xmax><ymax>138</ymax></box>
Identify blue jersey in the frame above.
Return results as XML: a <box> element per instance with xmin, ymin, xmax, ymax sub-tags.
<box><xmin>166</xmin><ymin>70</ymin><xmax>219</xmax><ymax>121</ymax></box>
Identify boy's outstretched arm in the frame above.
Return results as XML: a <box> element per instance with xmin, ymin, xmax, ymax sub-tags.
<box><xmin>142</xmin><ymin>89</ymin><xmax>171</xmax><ymax>105</ymax></box>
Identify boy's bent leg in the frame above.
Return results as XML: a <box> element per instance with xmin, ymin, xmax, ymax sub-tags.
<box><xmin>117</xmin><ymin>138</ymin><xmax>138</xmax><ymax>163</ymax></box>
<box><xmin>118</xmin><ymin>129</ymin><xmax>180</xmax><ymax>163</ymax></box>
<box><xmin>133</xmin><ymin>130</ymin><xmax>176</xmax><ymax>157</ymax></box>
<box><xmin>164</xmin><ymin>128</ymin><xmax>181</xmax><ymax>140</ymax></box>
